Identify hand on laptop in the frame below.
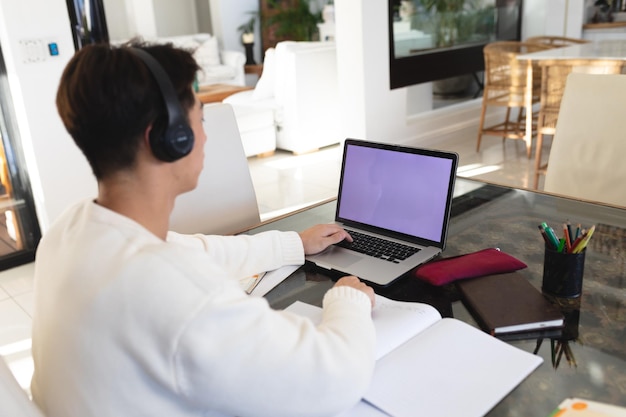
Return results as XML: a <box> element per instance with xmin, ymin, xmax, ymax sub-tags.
<box><xmin>299</xmin><ymin>224</ymin><xmax>352</xmax><ymax>255</ymax></box>
<box><xmin>334</xmin><ymin>276</ymin><xmax>375</xmax><ymax>308</ymax></box>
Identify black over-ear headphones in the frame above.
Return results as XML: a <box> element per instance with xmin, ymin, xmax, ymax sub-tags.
<box><xmin>129</xmin><ymin>47</ymin><xmax>194</xmax><ymax>162</ymax></box>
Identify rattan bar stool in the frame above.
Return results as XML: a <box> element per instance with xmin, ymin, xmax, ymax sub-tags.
<box><xmin>476</xmin><ymin>41</ymin><xmax>551</xmax><ymax>158</ymax></box>
<box><xmin>533</xmin><ymin>58</ymin><xmax>624</xmax><ymax>189</ymax></box>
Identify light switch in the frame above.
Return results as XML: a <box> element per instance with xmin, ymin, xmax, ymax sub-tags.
<box><xmin>19</xmin><ymin>38</ymin><xmax>60</xmax><ymax>63</ymax></box>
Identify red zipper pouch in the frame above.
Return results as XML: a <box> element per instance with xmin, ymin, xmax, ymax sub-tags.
<box><xmin>414</xmin><ymin>248</ymin><xmax>527</xmax><ymax>286</ymax></box>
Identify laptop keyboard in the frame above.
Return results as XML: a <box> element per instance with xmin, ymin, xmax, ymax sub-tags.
<box><xmin>336</xmin><ymin>230</ymin><xmax>420</xmax><ymax>264</ymax></box>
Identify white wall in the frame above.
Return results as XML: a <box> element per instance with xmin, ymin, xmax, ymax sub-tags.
<box><xmin>153</xmin><ymin>0</ymin><xmax>198</xmax><ymax>37</ymax></box>
<box><xmin>522</xmin><ymin>0</ymin><xmax>584</xmax><ymax>39</ymax></box>
<box><xmin>209</xmin><ymin>0</ymin><xmax>259</xmax><ymax>61</ymax></box>
<box><xmin>126</xmin><ymin>0</ymin><xmax>157</xmax><ymax>38</ymax></box>
<box><xmin>0</xmin><ymin>0</ymin><xmax>96</xmax><ymax>232</ymax></box>
<box><xmin>196</xmin><ymin>0</ymin><xmax>213</xmax><ymax>34</ymax></box>
<box><xmin>102</xmin><ymin>0</ymin><xmax>131</xmax><ymax>40</ymax></box>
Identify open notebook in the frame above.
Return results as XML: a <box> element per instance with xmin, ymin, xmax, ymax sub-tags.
<box><xmin>287</xmin><ymin>296</ymin><xmax>543</xmax><ymax>417</ymax></box>
<box><xmin>306</xmin><ymin>139</ymin><xmax>458</xmax><ymax>286</ymax></box>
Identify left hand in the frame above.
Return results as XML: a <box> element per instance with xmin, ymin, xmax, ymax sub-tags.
<box><xmin>299</xmin><ymin>224</ymin><xmax>353</xmax><ymax>255</ymax></box>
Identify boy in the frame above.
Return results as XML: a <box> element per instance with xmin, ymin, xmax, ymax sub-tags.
<box><xmin>31</xmin><ymin>42</ymin><xmax>376</xmax><ymax>417</ymax></box>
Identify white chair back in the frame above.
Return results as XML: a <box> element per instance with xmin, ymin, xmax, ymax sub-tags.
<box><xmin>0</xmin><ymin>357</ymin><xmax>45</xmax><ymax>417</ymax></box>
<box><xmin>544</xmin><ymin>73</ymin><xmax>626</xmax><ymax>208</ymax></box>
<box><xmin>170</xmin><ymin>103</ymin><xmax>261</xmax><ymax>235</ymax></box>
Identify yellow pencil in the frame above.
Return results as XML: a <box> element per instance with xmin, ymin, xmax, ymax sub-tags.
<box><xmin>572</xmin><ymin>225</ymin><xmax>595</xmax><ymax>254</ymax></box>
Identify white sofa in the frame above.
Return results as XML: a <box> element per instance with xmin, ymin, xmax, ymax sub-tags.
<box><xmin>149</xmin><ymin>33</ymin><xmax>246</xmax><ymax>87</ymax></box>
<box><xmin>224</xmin><ymin>41</ymin><xmax>342</xmax><ymax>154</ymax></box>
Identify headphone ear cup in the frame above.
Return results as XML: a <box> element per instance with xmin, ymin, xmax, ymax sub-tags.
<box><xmin>148</xmin><ymin>116</ymin><xmax>166</xmax><ymax>160</ymax></box>
<box><xmin>130</xmin><ymin>47</ymin><xmax>195</xmax><ymax>162</ymax></box>
<box><xmin>155</xmin><ymin>122</ymin><xmax>195</xmax><ymax>162</ymax></box>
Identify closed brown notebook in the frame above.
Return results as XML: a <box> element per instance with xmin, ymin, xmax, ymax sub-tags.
<box><xmin>457</xmin><ymin>272</ymin><xmax>564</xmax><ymax>336</ymax></box>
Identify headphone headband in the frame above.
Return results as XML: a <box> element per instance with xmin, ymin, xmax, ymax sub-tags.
<box><xmin>129</xmin><ymin>47</ymin><xmax>194</xmax><ymax>162</ymax></box>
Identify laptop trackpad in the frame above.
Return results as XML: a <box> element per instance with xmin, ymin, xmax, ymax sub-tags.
<box><xmin>331</xmin><ymin>252</ymin><xmax>361</xmax><ymax>268</ymax></box>
<box><xmin>314</xmin><ymin>247</ymin><xmax>361</xmax><ymax>268</ymax></box>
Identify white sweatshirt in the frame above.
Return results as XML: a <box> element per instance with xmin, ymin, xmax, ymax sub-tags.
<box><xmin>31</xmin><ymin>200</ymin><xmax>375</xmax><ymax>417</ymax></box>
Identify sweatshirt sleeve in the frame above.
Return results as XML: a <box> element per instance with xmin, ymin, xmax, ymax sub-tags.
<box><xmin>172</xmin><ymin>284</ymin><xmax>376</xmax><ymax>417</ymax></box>
<box><xmin>167</xmin><ymin>230</ymin><xmax>304</xmax><ymax>277</ymax></box>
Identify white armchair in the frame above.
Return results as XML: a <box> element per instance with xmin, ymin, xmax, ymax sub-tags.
<box><xmin>151</xmin><ymin>33</ymin><xmax>246</xmax><ymax>87</ymax></box>
<box><xmin>224</xmin><ymin>41</ymin><xmax>342</xmax><ymax>154</ymax></box>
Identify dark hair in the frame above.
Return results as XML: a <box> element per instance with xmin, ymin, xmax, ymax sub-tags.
<box><xmin>56</xmin><ymin>40</ymin><xmax>200</xmax><ymax>179</ymax></box>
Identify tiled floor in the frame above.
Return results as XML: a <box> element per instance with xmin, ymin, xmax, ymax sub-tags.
<box><xmin>0</xmin><ymin>119</ymin><xmax>550</xmax><ymax>392</ymax></box>
<box><xmin>0</xmin><ymin>262</ymin><xmax>36</xmax><ymax>390</ymax></box>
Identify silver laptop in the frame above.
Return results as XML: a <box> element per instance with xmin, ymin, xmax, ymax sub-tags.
<box><xmin>306</xmin><ymin>139</ymin><xmax>458</xmax><ymax>286</ymax></box>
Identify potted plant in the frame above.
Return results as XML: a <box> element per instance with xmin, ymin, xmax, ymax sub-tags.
<box><xmin>237</xmin><ymin>14</ymin><xmax>258</xmax><ymax>65</ymax></box>
<box><xmin>237</xmin><ymin>15</ymin><xmax>257</xmax><ymax>44</ymax></box>
<box><xmin>263</xmin><ymin>0</ymin><xmax>322</xmax><ymax>41</ymax></box>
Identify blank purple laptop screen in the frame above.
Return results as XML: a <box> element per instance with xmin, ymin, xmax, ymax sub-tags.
<box><xmin>337</xmin><ymin>144</ymin><xmax>454</xmax><ymax>243</ymax></box>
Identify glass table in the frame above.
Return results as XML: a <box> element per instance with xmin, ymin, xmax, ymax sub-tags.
<box><xmin>517</xmin><ymin>39</ymin><xmax>626</xmax><ymax>61</ymax></box>
<box><xmin>247</xmin><ymin>178</ymin><xmax>626</xmax><ymax>416</ymax></box>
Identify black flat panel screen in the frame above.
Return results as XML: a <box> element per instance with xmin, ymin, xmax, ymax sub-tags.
<box><xmin>388</xmin><ymin>0</ymin><xmax>522</xmax><ymax>89</ymax></box>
